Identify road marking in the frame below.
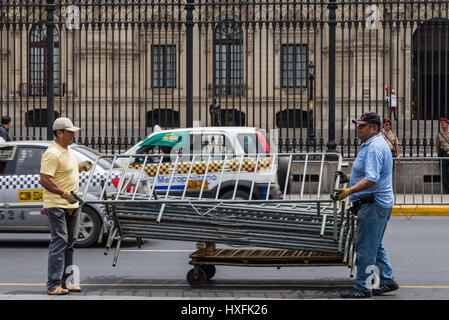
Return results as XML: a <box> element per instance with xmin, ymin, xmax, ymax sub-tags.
<box><xmin>401</xmin><ymin>286</ymin><xmax>449</xmax><ymax>289</ymax></box>
<box><xmin>122</xmin><ymin>249</ymin><xmax>193</xmax><ymax>252</ymax></box>
<box><xmin>0</xmin><ymin>283</ymin><xmax>189</xmax><ymax>287</ymax></box>
<box><xmin>120</xmin><ymin>249</ymin><xmax>195</xmax><ymax>253</ymax></box>
<box><xmin>1</xmin><ymin>283</ymin><xmax>449</xmax><ymax>289</ymax></box>
<box><xmin>0</xmin><ymin>283</ymin><xmax>45</xmax><ymax>286</ymax></box>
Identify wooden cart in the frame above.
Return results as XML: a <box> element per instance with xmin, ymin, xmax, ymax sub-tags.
<box><xmin>187</xmin><ymin>242</ymin><xmax>349</xmax><ymax>288</ymax></box>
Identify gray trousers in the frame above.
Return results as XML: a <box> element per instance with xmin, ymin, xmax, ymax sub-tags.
<box><xmin>45</xmin><ymin>208</ymin><xmax>77</xmax><ymax>290</ymax></box>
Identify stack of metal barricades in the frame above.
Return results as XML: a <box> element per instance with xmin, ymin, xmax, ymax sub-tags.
<box><xmin>81</xmin><ymin>153</ymin><xmax>356</xmax><ymax>269</ymax></box>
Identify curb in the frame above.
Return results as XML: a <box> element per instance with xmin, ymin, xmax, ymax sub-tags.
<box><xmin>391</xmin><ymin>205</ymin><xmax>449</xmax><ymax>216</ymax></box>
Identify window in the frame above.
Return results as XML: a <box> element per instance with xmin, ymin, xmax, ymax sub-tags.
<box><xmin>0</xmin><ymin>145</ymin><xmax>17</xmax><ymax>175</ymax></box>
<box><xmin>237</xmin><ymin>132</ymin><xmax>269</xmax><ymax>155</ymax></box>
<box><xmin>152</xmin><ymin>45</ymin><xmax>176</xmax><ymax>88</ymax></box>
<box><xmin>219</xmin><ymin>109</ymin><xmax>245</xmax><ymax>126</ymax></box>
<box><xmin>14</xmin><ymin>147</ymin><xmax>45</xmax><ymax>175</ymax></box>
<box><xmin>281</xmin><ymin>44</ymin><xmax>307</xmax><ymax>88</ymax></box>
<box><xmin>25</xmin><ymin>109</ymin><xmax>60</xmax><ymax>127</ymax></box>
<box><xmin>197</xmin><ymin>134</ymin><xmax>234</xmax><ymax>155</ymax></box>
<box><xmin>214</xmin><ymin>21</ymin><xmax>244</xmax><ymax>96</ymax></box>
<box><xmin>146</xmin><ymin>109</ymin><xmax>180</xmax><ymax>128</ymax></box>
<box><xmin>412</xmin><ymin>21</ymin><xmax>449</xmax><ymax>120</ymax></box>
<box><xmin>276</xmin><ymin>109</ymin><xmax>309</xmax><ymax>128</ymax></box>
<box><xmin>29</xmin><ymin>24</ymin><xmax>61</xmax><ymax>96</ymax></box>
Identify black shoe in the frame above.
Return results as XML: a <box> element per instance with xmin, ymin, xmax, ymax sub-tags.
<box><xmin>340</xmin><ymin>288</ymin><xmax>372</xmax><ymax>298</ymax></box>
<box><xmin>372</xmin><ymin>281</ymin><xmax>399</xmax><ymax>296</ymax></box>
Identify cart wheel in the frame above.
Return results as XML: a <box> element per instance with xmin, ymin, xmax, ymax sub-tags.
<box><xmin>186</xmin><ymin>268</ymin><xmax>207</xmax><ymax>288</ymax></box>
<box><xmin>200</xmin><ymin>265</ymin><xmax>216</xmax><ymax>280</ymax></box>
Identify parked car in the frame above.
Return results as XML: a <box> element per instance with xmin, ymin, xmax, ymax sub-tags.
<box><xmin>0</xmin><ymin>141</ymin><xmax>147</xmax><ymax>247</ymax></box>
<box><xmin>117</xmin><ymin>126</ymin><xmax>291</xmax><ymax>200</ymax></box>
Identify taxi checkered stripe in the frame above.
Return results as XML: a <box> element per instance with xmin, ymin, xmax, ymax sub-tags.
<box><xmin>129</xmin><ymin>157</ymin><xmax>272</xmax><ymax>176</ymax></box>
<box><xmin>0</xmin><ymin>173</ymin><xmax>117</xmax><ymax>190</ymax></box>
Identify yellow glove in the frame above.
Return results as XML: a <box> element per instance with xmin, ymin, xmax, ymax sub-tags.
<box><xmin>61</xmin><ymin>191</ymin><xmax>78</xmax><ymax>204</ymax></box>
<box><xmin>334</xmin><ymin>170</ymin><xmax>350</xmax><ymax>184</ymax></box>
<box><xmin>331</xmin><ymin>188</ymin><xmax>353</xmax><ymax>201</ymax></box>
<box><xmin>78</xmin><ymin>160</ymin><xmax>93</xmax><ymax>173</ymax></box>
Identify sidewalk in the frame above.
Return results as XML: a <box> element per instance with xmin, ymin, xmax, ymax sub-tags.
<box><xmin>392</xmin><ymin>205</ymin><xmax>449</xmax><ymax>216</ymax></box>
<box><xmin>392</xmin><ymin>194</ymin><xmax>449</xmax><ymax>216</ymax></box>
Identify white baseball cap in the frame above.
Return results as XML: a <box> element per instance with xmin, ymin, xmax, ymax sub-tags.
<box><xmin>52</xmin><ymin>117</ymin><xmax>81</xmax><ymax>132</ymax></box>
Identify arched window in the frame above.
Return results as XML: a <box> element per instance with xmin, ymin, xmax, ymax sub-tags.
<box><xmin>146</xmin><ymin>108</ymin><xmax>180</xmax><ymax>128</ymax></box>
<box><xmin>29</xmin><ymin>24</ymin><xmax>60</xmax><ymax>96</ymax></box>
<box><xmin>276</xmin><ymin>109</ymin><xmax>309</xmax><ymax>128</ymax></box>
<box><xmin>25</xmin><ymin>109</ymin><xmax>60</xmax><ymax>127</ymax></box>
<box><xmin>213</xmin><ymin>21</ymin><xmax>244</xmax><ymax>96</ymax></box>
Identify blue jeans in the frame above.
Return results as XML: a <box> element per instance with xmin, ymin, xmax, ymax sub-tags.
<box><xmin>45</xmin><ymin>208</ymin><xmax>77</xmax><ymax>290</ymax></box>
<box><xmin>354</xmin><ymin>202</ymin><xmax>395</xmax><ymax>292</ymax></box>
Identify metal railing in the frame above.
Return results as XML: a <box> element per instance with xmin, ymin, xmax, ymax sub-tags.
<box><xmin>80</xmin><ymin>152</ymin><xmax>356</xmax><ymax>270</ymax></box>
<box><xmin>342</xmin><ymin>156</ymin><xmax>449</xmax><ymax>206</ymax></box>
<box><xmin>1</xmin><ymin>1</ymin><xmax>448</xmax><ymax>156</ymax></box>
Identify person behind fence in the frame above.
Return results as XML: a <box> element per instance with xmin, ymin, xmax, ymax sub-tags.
<box><xmin>381</xmin><ymin>117</ymin><xmax>400</xmax><ymax>164</ymax></box>
<box><xmin>39</xmin><ymin>117</ymin><xmax>93</xmax><ymax>295</ymax></box>
<box><xmin>385</xmin><ymin>88</ymin><xmax>397</xmax><ymax>120</ymax></box>
<box><xmin>435</xmin><ymin>117</ymin><xmax>449</xmax><ymax>194</ymax></box>
<box><xmin>333</xmin><ymin>111</ymin><xmax>399</xmax><ymax>298</ymax></box>
<box><xmin>0</xmin><ymin>115</ymin><xmax>12</xmax><ymax>142</ymax></box>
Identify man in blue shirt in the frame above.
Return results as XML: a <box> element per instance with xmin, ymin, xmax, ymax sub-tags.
<box><xmin>334</xmin><ymin>111</ymin><xmax>399</xmax><ymax>298</ymax></box>
<box><xmin>0</xmin><ymin>115</ymin><xmax>12</xmax><ymax>142</ymax></box>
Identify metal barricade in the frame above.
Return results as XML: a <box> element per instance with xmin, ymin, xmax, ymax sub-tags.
<box><xmin>80</xmin><ymin>152</ymin><xmax>356</xmax><ymax>284</ymax></box>
<box><xmin>342</xmin><ymin>157</ymin><xmax>449</xmax><ymax>205</ymax></box>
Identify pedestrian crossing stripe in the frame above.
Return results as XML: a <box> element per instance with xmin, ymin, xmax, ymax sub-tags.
<box><xmin>128</xmin><ymin>157</ymin><xmax>272</xmax><ymax>177</ymax></box>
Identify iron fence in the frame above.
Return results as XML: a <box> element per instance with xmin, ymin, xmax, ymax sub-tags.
<box><xmin>341</xmin><ymin>156</ymin><xmax>449</xmax><ymax>205</ymax></box>
<box><xmin>0</xmin><ymin>1</ymin><xmax>449</xmax><ymax>156</ymax></box>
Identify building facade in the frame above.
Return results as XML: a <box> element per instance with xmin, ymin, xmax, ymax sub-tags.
<box><xmin>1</xmin><ymin>0</ymin><xmax>448</xmax><ymax>155</ymax></box>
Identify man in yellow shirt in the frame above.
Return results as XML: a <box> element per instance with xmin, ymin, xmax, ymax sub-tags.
<box><xmin>40</xmin><ymin>117</ymin><xmax>92</xmax><ymax>295</ymax></box>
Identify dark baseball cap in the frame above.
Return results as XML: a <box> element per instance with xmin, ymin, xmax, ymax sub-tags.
<box><xmin>352</xmin><ymin>111</ymin><xmax>381</xmax><ymax>127</ymax></box>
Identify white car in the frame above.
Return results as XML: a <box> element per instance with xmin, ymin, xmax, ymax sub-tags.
<box><xmin>0</xmin><ymin>141</ymin><xmax>147</xmax><ymax>247</ymax></box>
<box><xmin>119</xmin><ymin>127</ymin><xmax>291</xmax><ymax>200</ymax></box>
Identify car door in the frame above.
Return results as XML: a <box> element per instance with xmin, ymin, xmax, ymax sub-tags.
<box><xmin>3</xmin><ymin>145</ymin><xmax>48</xmax><ymax>230</ymax></box>
<box><xmin>187</xmin><ymin>131</ymin><xmax>235</xmax><ymax>194</ymax></box>
<box><xmin>0</xmin><ymin>144</ymin><xmax>18</xmax><ymax>227</ymax></box>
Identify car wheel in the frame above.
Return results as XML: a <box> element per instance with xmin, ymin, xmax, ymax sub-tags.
<box><xmin>221</xmin><ymin>189</ymin><xmax>250</xmax><ymax>200</ymax></box>
<box><xmin>75</xmin><ymin>206</ymin><xmax>102</xmax><ymax>248</ymax></box>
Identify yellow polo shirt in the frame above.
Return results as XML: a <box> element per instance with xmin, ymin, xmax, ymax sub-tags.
<box><xmin>40</xmin><ymin>141</ymin><xmax>79</xmax><ymax>209</ymax></box>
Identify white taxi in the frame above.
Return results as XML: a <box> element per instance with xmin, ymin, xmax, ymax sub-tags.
<box><xmin>119</xmin><ymin>127</ymin><xmax>291</xmax><ymax>200</ymax></box>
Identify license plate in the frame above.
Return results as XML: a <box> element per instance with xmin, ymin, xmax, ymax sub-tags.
<box><xmin>187</xmin><ymin>180</ymin><xmax>208</xmax><ymax>191</ymax></box>
<box><xmin>18</xmin><ymin>190</ymin><xmax>43</xmax><ymax>202</ymax></box>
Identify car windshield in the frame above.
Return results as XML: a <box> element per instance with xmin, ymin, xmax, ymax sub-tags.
<box><xmin>72</xmin><ymin>145</ymin><xmax>120</xmax><ymax>169</ymax></box>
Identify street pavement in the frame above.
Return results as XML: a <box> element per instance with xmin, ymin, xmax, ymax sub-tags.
<box><xmin>0</xmin><ymin>216</ymin><xmax>449</xmax><ymax>300</ymax></box>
